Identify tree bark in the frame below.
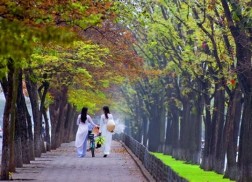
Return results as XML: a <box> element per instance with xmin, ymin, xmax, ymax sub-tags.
<box><xmin>64</xmin><ymin>105</ymin><xmax>76</xmax><ymax>142</ymax></box>
<box><xmin>201</xmin><ymin>88</ymin><xmax>213</xmax><ymax>170</ymax></box>
<box><xmin>147</xmin><ymin>101</ymin><xmax>161</xmax><ymax>152</ymax></box>
<box><xmin>189</xmin><ymin>97</ymin><xmax>202</xmax><ymax>165</ymax></box>
<box><xmin>43</xmin><ymin>108</ymin><xmax>51</xmax><ymax>151</ymax></box>
<box><xmin>70</xmin><ymin>113</ymin><xmax>78</xmax><ymax>141</ymax></box>
<box><xmin>142</xmin><ymin>114</ymin><xmax>148</xmax><ymax>146</ymax></box>
<box><xmin>15</xmin><ymin>75</ymin><xmax>34</xmax><ymax>160</ymax></box>
<box><xmin>169</xmin><ymin>101</ymin><xmax>180</xmax><ymax>158</ymax></box>
<box><xmin>0</xmin><ymin>60</ymin><xmax>15</xmax><ymax>180</ymax></box>
<box><xmin>238</xmin><ymin>94</ymin><xmax>252</xmax><ymax>182</ymax></box>
<box><xmin>14</xmin><ymin>70</ymin><xmax>24</xmax><ymax>167</ymax></box>
<box><xmin>49</xmin><ymin>86</ymin><xmax>67</xmax><ymax>149</ymax></box>
<box><xmin>38</xmin><ymin>79</ymin><xmax>50</xmax><ymax>151</ymax></box>
<box><xmin>158</xmin><ymin>99</ymin><xmax>166</xmax><ymax>152</ymax></box>
<box><xmin>224</xmin><ymin>89</ymin><xmax>242</xmax><ymax>180</ymax></box>
<box><xmin>9</xmin><ymin>67</ymin><xmax>18</xmax><ymax>172</ymax></box>
<box><xmin>14</xmin><ymin>137</ymin><xmax>22</xmax><ymax>168</ymax></box>
<box><xmin>164</xmin><ymin>111</ymin><xmax>173</xmax><ymax>155</ymax></box>
<box><xmin>25</xmin><ymin>71</ymin><xmax>42</xmax><ymax>157</ymax></box>
<box><xmin>25</xmin><ymin>97</ymin><xmax>35</xmax><ymax>161</ymax></box>
<box><xmin>55</xmin><ymin>90</ymin><xmax>68</xmax><ymax>148</ymax></box>
<box><xmin>16</xmin><ymin>70</ymin><xmax>31</xmax><ymax>164</ymax></box>
<box><xmin>212</xmin><ymin>85</ymin><xmax>225</xmax><ymax>174</ymax></box>
<box><xmin>178</xmin><ymin>98</ymin><xmax>191</xmax><ymax>161</ymax></box>
<box><xmin>64</xmin><ymin>104</ymin><xmax>76</xmax><ymax>143</ymax></box>
<box><xmin>49</xmin><ymin>100</ymin><xmax>60</xmax><ymax>150</ymax></box>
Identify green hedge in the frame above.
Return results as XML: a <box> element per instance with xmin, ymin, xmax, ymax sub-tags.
<box><xmin>152</xmin><ymin>153</ymin><xmax>235</xmax><ymax>182</ymax></box>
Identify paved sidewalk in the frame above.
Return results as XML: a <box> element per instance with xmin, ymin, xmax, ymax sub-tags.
<box><xmin>9</xmin><ymin>141</ymin><xmax>151</xmax><ymax>182</ymax></box>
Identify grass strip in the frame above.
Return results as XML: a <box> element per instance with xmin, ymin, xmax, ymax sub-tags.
<box><xmin>152</xmin><ymin>153</ymin><xmax>235</xmax><ymax>182</ymax></box>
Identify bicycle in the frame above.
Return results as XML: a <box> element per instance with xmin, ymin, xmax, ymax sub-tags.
<box><xmin>87</xmin><ymin>126</ymin><xmax>100</xmax><ymax>157</ymax></box>
<box><xmin>88</xmin><ymin>132</ymin><xmax>96</xmax><ymax>157</ymax></box>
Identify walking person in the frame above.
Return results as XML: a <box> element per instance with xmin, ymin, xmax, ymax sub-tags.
<box><xmin>75</xmin><ymin>107</ymin><xmax>98</xmax><ymax>158</ymax></box>
<box><xmin>99</xmin><ymin>106</ymin><xmax>114</xmax><ymax>157</ymax></box>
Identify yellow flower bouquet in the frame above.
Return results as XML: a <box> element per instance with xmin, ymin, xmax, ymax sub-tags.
<box><xmin>95</xmin><ymin>136</ymin><xmax>105</xmax><ymax>148</ymax></box>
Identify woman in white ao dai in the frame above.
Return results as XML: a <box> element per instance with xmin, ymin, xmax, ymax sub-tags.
<box><xmin>100</xmin><ymin>106</ymin><xmax>113</xmax><ymax>157</ymax></box>
<box><xmin>75</xmin><ymin>107</ymin><xmax>97</xmax><ymax>157</ymax></box>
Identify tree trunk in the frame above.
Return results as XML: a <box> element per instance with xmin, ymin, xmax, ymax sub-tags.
<box><xmin>189</xmin><ymin>103</ymin><xmax>202</xmax><ymax>164</ymax></box>
<box><xmin>25</xmin><ymin>71</ymin><xmax>42</xmax><ymax>157</ymax></box>
<box><xmin>0</xmin><ymin>60</ymin><xmax>15</xmax><ymax>180</ymax></box>
<box><xmin>49</xmin><ymin>102</ymin><xmax>59</xmax><ymax>150</ymax></box>
<box><xmin>14</xmin><ymin>72</ymin><xmax>23</xmax><ymax>168</ymax></box>
<box><xmin>49</xmin><ymin>87</ymin><xmax>67</xmax><ymax>149</ymax></box>
<box><xmin>16</xmin><ymin>70</ymin><xmax>30</xmax><ymax>165</ymax></box>
<box><xmin>238</xmin><ymin>93</ymin><xmax>252</xmax><ymax>182</ymax></box>
<box><xmin>134</xmin><ymin>95</ymin><xmax>142</xmax><ymax>142</ymax></box>
<box><xmin>212</xmin><ymin>85</ymin><xmax>225</xmax><ymax>174</ymax></box>
<box><xmin>142</xmin><ymin>114</ymin><xmax>148</xmax><ymax>146</ymax></box>
<box><xmin>17</xmin><ymin>76</ymin><xmax>31</xmax><ymax>164</ymax></box>
<box><xmin>201</xmin><ymin>91</ymin><xmax>213</xmax><ymax>170</ymax></box>
<box><xmin>158</xmin><ymin>101</ymin><xmax>166</xmax><ymax>152</ymax></box>
<box><xmin>55</xmin><ymin>92</ymin><xmax>68</xmax><ymax>148</ymax></box>
<box><xmin>169</xmin><ymin>102</ymin><xmax>180</xmax><ymax>158</ymax></box>
<box><xmin>63</xmin><ymin>104</ymin><xmax>70</xmax><ymax>143</ymax></box>
<box><xmin>38</xmin><ymin>79</ymin><xmax>50</xmax><ymax>151</ymax></box>
<box><xmin>224</xmin><ymin>89</ymin><xmax>242</xmax><ymax>180</ymax></box>
<box><xmin>69</xmin><ymin>113</ymin><xmax>78</xmax><ymax>141</ymax></box>
<box><xmin>14</xmin><ymin>138</ymin><xmax>22</xmax><ymax>168</ymax></box>
<box><xmin>137</xmin><ymin>95</ymin><xmax>148</xmax><ymax>146</ymax></box>
<box><xmin>43</xmin><ymin>108</ymin><xmax>51</xmax><ymax>151</ymax></box>
<box><xmin>164</xmin><ymin>111</ymin><xmax>172</xmax><ymax>155</ymax></box>
<box><xmin>178</xmin><ymin>99</ymin><xmax>191</xmax><ymax>161</ymax></box>
<box><xmin>65</xmin><ymin>105</ymin><xmax>76</xmax><ymax>142</ymax></box>
<box><xmin>24</xmin><ymin>97</ymin><xmax>35</xmax><ymax>161</ymax></box>
<box><xmin>147</xmin><ymin>102</ymin><xmax>161</xmax><ymax>152</ymax></box>
<box><xmin>171</xmin><ymin>116</ymin><xmax>179</xmax><ymax>158</ymax></box>
<box><xmin>193</xmin><ymin>93</ymin><xmax>204</xmax><ymax>164</ymax></box>
<box><xmin>9</xmin><ymin>67</ymin><xmax>18</xmax><ymax>172</ymax></box>
<box><xmin>63</xmin><ymin>104</ymin><xmax>76</xmax><ymax>143</ymax></box>
<box><xmin>235</xmin><ymin>41</ymin><xmax>252</xmax><ymax>182</ymax></box>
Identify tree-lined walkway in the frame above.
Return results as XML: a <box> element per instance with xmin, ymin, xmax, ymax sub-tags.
<box><xmin>1</xmin><ymin>0</ymin><xmax>251</xmax><ymax>181</ymax></box>
<box><xmin>7</xmin><ymin>141</ymin><xmax>151</xmax><ymax>182</ymax></box>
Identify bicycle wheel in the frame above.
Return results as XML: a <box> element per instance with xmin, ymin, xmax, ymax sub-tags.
<box><xmin>91</xmin><ymin>141</ymin><xmax>95</xmax><ymax>157</ymax></box>
<box><xmin>88</xmin><ymin>133</ymin><xmax>95</xmax><ymax>157</ymax></box>
<box><xmin>91</xmin><ymin>147</ymin><xmax>95</xmax><ymax>157</ymax></box>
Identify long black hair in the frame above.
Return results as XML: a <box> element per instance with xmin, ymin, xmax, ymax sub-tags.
<box><xmin>81</xmin><ymin>107</ymin><xmax>88</xmax><ymax>123</ymax></box>
<box><xmin>103</xmin><ymin>106</ymin><xmax>110</xmax><ymax>119</ymax></box>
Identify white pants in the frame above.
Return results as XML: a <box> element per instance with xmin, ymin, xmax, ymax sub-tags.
<box><xmin>76</xmin><ymin>135</ymin><xmax>88</xmax><ymax>157</ymax></box>
<box><xmin>102</xmin><ymin>130</ymin><xmax>112</xmax><ymax>155</ymax></box>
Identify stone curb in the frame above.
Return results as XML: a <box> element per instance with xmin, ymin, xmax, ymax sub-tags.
<box><xmin>120</xmin><ymin>141</ymin><xmax>156</xmax><ymax>182</ymax></box>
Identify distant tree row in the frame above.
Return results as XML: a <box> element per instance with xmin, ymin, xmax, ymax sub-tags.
<box><xmin>117</xmin><ymin>1</ymin><xmax>252</xmax><ymax>182</ymax></box>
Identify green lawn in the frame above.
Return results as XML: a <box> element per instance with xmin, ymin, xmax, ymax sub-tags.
<box><xmin>152</xmin><ymin>153</ymin><xmax>235</xmax><ymax>182</ymax></box>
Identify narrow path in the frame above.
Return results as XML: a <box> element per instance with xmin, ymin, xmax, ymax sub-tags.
<box><xmin>9</xmin><ymin>141</ymin><xmax>149</xmax><ymax>182</ymax></box>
